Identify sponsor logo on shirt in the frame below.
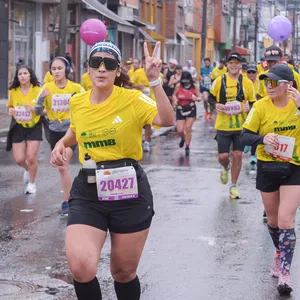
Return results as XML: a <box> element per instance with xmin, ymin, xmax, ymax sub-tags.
<box><xmin>84</xmin><ymin>139</ymin><xmax>116</xmax><ymax>149</ymax></box>
<box><xmin>112</xmin><ymin>116</ymin><xmax>123</xmax><ymax>124</ymax></box>
<box><xmin>274</xmin><ymin>125</ymin><xmax>296</xmax><ymax>132</ymax></box>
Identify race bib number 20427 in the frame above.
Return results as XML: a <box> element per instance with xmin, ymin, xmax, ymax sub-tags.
<box><xmin>96</xmin><ymin>166</ymin><xmax>138</xmax><ymax>201</ymax></box>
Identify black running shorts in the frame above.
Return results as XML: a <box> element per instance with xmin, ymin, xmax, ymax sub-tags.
<box><xmin>256</xmin><ymin>160</ymin><xmax>300</xmax><ymax>192</ymax></box>
<box><xmin>67</xmin><ymin>161</ymin><xmax>155</xmax><ymax>234</ymax></box>
<box><xmin>176</xmin><ymin>106</ymin><xmax>197</xmax><ymax>120</ymax></box>
<box><xmin>215</xmin><ymin>130</ymin><xmax>244</xmax><ymax>153</ymax></box>
<box><xmin>11</xmin><ymin>122</ymin><xmax>43</xmax><ymax>143</ymax></box>
<box><xmin>49</xmin><ymin>130</ymin><xmax>77</xmax><ymax>152</ymax></box>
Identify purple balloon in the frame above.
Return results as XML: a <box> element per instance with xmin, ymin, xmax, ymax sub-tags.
<box><xmin>268</xmin><ymin>16</ymin><xmax>292</xmax><ymax>42</ymax></box>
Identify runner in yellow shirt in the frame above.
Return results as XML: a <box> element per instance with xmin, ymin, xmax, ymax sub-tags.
<box><xmin>34</xmin><ymin>56</ymin><xmax>85</xmax><ymax>216</ymax></box>
<box><xmin>240</xmin><ymin>64</ymin><xmax>300</xmax><ymax>296</ymax></box>
<box><xmin>81</xmin><ymin>60</ymin><xmax>93</xmax><ymax>91</ymax></box>
<box><xmin>50</xmin><ymin>40</ymin><xmax>174</xmax><ymax>300</ymax></box>
<box><xmin>209</xmin><ymin>52</ymin><xmax>256</xmax><ymax>199</ymax></box>
<box><xmin>43</xmin><ymin>71</ymin><xmax>54</xmax><ymax>84</ymax></box>
<box><xmin>211</xmin><ymin>59</ymin><xmax>227</xmax><ymax>81</ymax></box>
<box><xmin>6</xmin><ymin>65</ymin><xmax>42</xmax><ymax>194</ymax></box>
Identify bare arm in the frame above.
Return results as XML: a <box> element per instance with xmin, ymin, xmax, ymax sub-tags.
<box><xmin>172</xmin><ymin>84</ymin><xmax>180</xmax><ymax>106</ymax></box>
<box><xmin>168</xmin><ymin>75</ymin><xmax>175</xmax><ymax>87</ymax></box>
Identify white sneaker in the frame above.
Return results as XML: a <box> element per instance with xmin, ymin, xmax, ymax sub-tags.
<box><xmin>23</xmin><ymin>170</ymin><xmax>30</xmax><ymax>184</ymax></box>
<box><xmin>25</xmin><ymin>182</ymin><xmax>36</xmax><ymax>194</ymax></box>
<box><xmin>143</xmin><ymin>141</ymin><xmax>150</xmax><ymax>152</ymax></box>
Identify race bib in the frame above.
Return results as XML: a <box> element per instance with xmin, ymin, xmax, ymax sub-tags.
<box><xmin>15</xmin><ymin>106</ymin><xmax>32</xmax><ymax>122</ymax></box>
<box><xmin>203</xmin><ymin>76</ymin><xmax>211</xmax><ymax>85</ymax></box>
<box><xmin>264</xmin><ymin>135</ymin><xmax>295</xmax><ymax>162</ymax></box>
<box><xmin>96</xmin><ymin>166</ymin><xmax>138</xmax><ymax>201</ymax></box>
<box><xmin>52</xmin><ymin>94</ymin><xmax>71</xmax><ymax>112</ymax></box>
<box><xmin>225</xmin><ymin>101</ymin><xmax>241</xmax><ymax>116</ymax></box>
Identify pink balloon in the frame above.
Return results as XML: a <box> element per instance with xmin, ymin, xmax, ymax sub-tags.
<box><xmin>80</xmin><ymin>19</ymin><xmax>107</xmax><ymax>46</ymax></box>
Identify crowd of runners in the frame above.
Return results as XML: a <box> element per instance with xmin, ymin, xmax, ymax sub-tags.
<box><xmin>5</xmin><ymin>39</ymin><xmax>300</xmax><ymax>298</ymax></box>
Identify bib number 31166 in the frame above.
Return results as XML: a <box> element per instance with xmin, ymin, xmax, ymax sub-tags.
<box><xmin>96</xmin><ymin>166</ymin><xmax>138</xmax><ymax>201</ymax></box>
<box><xmin>264</xmin><ymin>135</ymin><xmax>295</xmax><ymax>162</ymax></box>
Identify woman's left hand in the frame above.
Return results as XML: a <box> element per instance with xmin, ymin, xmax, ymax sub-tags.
<box><xmin>144</xmin><ymin>42</ymin><xmax>162</xmax><ymax>82</ymax></box>
<box><xmin>288</xmin><ymin>86</ymin><xmax>300</xmax><ymax>108</ymax></box>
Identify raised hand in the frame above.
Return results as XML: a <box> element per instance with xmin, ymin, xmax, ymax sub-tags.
<box><xmin>143</xmin><ymin>42</ymin><xmax>162</xmax><ymax>82</ymax></box>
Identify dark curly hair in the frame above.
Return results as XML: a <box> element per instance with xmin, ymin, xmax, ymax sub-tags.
<box><xmin>114</xmin><ymin>70</ymin><xmax>133</xmax><ymax>89</ymax></box>
<box><xmin>9</xmin><ymin>65</ymin><xmax>41</xmax><ymax>90</ymax></box>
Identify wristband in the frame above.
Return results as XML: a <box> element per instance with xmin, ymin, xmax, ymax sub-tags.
<box><xmin>149</xmin><ymin>77</ymin><xmax>162</xmax><ymax>87</ymax></box>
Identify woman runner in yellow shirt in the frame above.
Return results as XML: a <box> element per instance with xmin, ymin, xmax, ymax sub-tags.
<box><xmin>51</xmin><ymin>41</ymin><xmax>175</xmax><ymax>300</ymax></box>
<box><xmin>7</xmin><ymin>66</ymin><xmax>42</xmax><ymax>194</ymax></box>
<box><xmin>241</xmin><ymin>64</ymin><xmax>300</xmax><ymax>295</ymax></box>
<box><xmin>34</xmin><ymin>57</ymin><xmax>84</xmax><ymax>216</ymax></box>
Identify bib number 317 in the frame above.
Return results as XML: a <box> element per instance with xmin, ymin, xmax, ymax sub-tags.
<box><xmin>264</xmin><ymin>135</ymin><xmax>295</xmax><ymax>162</ymax></box>
<box><xmin>96</xmin><ymin>166</ymin><xmax>138</xmax><ymax>201</ymax></box>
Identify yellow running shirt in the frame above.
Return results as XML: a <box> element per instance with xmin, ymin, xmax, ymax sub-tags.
<box><xmin>210</xmin><ymin>73</ymin><xmax>256</xmax><ymax>131</ymax></box>
<box><xmin>82</xmin><ymin>72</ymin><xmax>93</xmax><ymax>91</ymax></box>
<box><xmin>211</xmin><ymin>67</ymin><xmax>227</xmax><ymax>80</ymax></box>
<box><xmin>43</xmin><ymin>71</ymin><xmax>54</xmax><ymax>84</ymax></box>
<box><xmin>70</xmin><ymin>86</ymin><xmax>158</xmax><ymax>163</ymax></box>
<box><xmin>257</xmin><ymin>64</ymin><xmax>265</xmax><ymax>75</ymax></box>
<box><xmin>43</xmin><ymin>80</ymin><xmax>84</xmax><ymax>122</ymax></box>
<box><xmin>243</xmin><ymin>97</ymin><xmax>300</xmax><ymax>165</ymax></box>
<box><xmin>7</xmin><ymin>85</ymin><xmax>41</xmax><ymax>128</ymax></box>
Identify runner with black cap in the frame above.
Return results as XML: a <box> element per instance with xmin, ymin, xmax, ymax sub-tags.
<box><xmin>258</xmin><ymin>46</ymin><xmax>300</xmax><ymax>99</ymax></box>
<box><xmin>209</xmin><ymin>52</ymin><xmax>256</xmax><ymax>199</ymax></box>
<box><xmin>240</xmin><ymin>64</ymin><xmax>300</xmax><ymax>296</ymax></box>
<box><xmin>50</xmin><ymin>40</ymin><xmax>175</xmax><ymax>300</ymax></box>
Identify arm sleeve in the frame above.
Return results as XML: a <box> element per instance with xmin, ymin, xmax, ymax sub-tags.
<box><xmin>209</xmin><ymin>78</ymin><xmax>219</xmax><ymax>105</ymax></box>
<box><xmin>34</xmin><ymin>95</ymin><xmax>46</xmax><ymax>115</ymax></box>
<box><xmin>243</xmin><ymin>103</ymin><xmax>261</xmax><ymax>133</ymax></box>
<box><xmin>133</xmin><ymin>92</ymin><xmax>158</xmax><ymax>126</ymax></box>
<box><xmin>240</xmin><ymin>128</ymin><xmax>264</xmax><ymax>146</ymax></box>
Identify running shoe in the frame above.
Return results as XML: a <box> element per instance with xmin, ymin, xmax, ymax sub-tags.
<box><xmin>209</xmin><ymin>113</ymin><xmax>213</xmax><ymax>120</ymax></box>
<box><xmin>263</xmin><ymin>210</ymin><xmax>267</xmax><ymax>222</ymax></box>
<box><xmin>230</xmin><ymin>186</ymin><xmax>241</xmax><ymax>199</ymax></box>
<box><xmin>185</xmin><ymin>147</ymin><xmax>190</xmax><ymax>156</ymax></box>
<box><xmin>277</xmin><ymin>272</ymin><xmax>293</xmax><ymax>295</ymax></box>
<box><xmin>204</xmin><ymin>112</ymin><xmax>209</xmax><ymax>118</ymax></box>
<box><xmin>271</xmin><ymin>251</ymin><xmax>281</xmax><ymax>278</ymax></box>
<box><xmin>179</xmin><ymin>139</ymin><xmax>185</xmax><ymax>148</ymax></box>
<box><xmin>143</xmin><ymin>141</ymin><xmax>150</xmax><ymax>152</ymax></box>
<box><xmin>23</xmin><ymin>170</ymin><xmax>30</xmax><ymax>184</ymax></box>
<box><xmin>243</xmin><ymin>146</ymin><xmax>250</xmax><ymax>153</ymax></box>
<box><xmin>24</xmin><ymin>182</ymin><xmax>36</xmax><ymax>194</ymax></box>
<box><xmin>61</xmin><ymin>201</ymin><xmax>69</xmax><ymax>217</ymax></box>
<box><xmin>220</xmin><ymin>168</ymin><xmax>229</xmax><ymax>185</ymax></box>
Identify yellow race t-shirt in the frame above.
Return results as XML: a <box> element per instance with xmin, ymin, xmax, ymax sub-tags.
<box><xmin>128</xmin><ymin>68</ymin><xmax>135</xmax><ymax>82</ymax></box>
<box><xmin>82</xmin><ymin>72</ymin><xmax>93</xmax><ymax>91</ymax></box>
<box><xmin>211</xmin><ymin>67</ymin><xmax>227</xmax><ymax>80</ymax></box>
<box><xmin>7</xmin><ymin>85</ymin><xmax>42</xmax><ymax>128</ymax></box>
<box><xmin>210</xmin><ymin>73</ymin><xmax>256</xmax><ymax>131</ymax></box>
<box><xmin>43</xmin><ymin>71</ymin><xmax>54</xmax><ymax>84</ymax></box>
<box><xmin>43</xmin><ymin>80</ymin><xmax>85</xmax><ymax>122</ymax></box>
<box><xmin>257</xmin><ymin>64</ymin><xmax>265</xmax><ymax>75</ymax></box>
<box><xmin>243</xmin><ymin>97</ymin><xmax>300</xmax><ymax>165</ymax></box>
<box><xmin>70</xmin><ymin>86</ymin><xmax>158</xmax><ymax>163</ymax></box>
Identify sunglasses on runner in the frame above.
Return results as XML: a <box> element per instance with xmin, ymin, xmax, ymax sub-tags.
<box><xmin>264</xmin><ymin>79</ymin><xmax>289</xmax><ymax>88</ymax></box>
<box><xmin>247</xmin><ymin>70</ymin><xmax>257</xmax><ymax>74</ymax></box>
<box><xmin>227</xmin><ymin>61</ymin><xmax>240</xmax><ymax>65</ymax></box>
<box><xmin>264</xmin><ymin>50</ymin><xmax>281</xmax><ymax>57</ymax></box>
<box><xmin>89</xmin><ymin>57</ymin><xmax>120</xmax><ymax>71</ymax></box>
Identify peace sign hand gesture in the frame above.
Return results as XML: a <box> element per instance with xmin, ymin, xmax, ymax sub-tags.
<box><xmin>144</xmin><ymin>42</ymin><xmax>162</xmax><ymax>82</ymax></box>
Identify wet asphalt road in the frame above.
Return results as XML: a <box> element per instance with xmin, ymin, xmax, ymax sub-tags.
<box><xmin>0</xmin><ymin>105</ymin><xmax>300</xmax><ymax>300</ymax></box>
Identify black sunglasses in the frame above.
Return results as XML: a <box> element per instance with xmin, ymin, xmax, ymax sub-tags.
<box><xmin>89</xmin><ymin>57</ymin><xmax>119</xmax><ymax>71</ymax></box>
<box><xmin>247</xmin><ymin>70</ymin><xmax>257</xmax><ymax>74</ymax></box>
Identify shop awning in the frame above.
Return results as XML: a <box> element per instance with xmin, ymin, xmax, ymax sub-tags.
<box><xmin>177</xmin><ymin>32</ymin><xmax>193</xmax><ymax>45</ymax></box>
<box><xmin>129</xmin><ymin>18</ymin><xmax>147</xmax><ymax>27</ymax></box>
<box><xmin>233</xmin><ymin>46</ymin><xmax>250</xmax><ymax>56</ymax></box>
<box><xmin>139</xmin><ymin>28</ymin><xmax>156</xmax><ymax>43</ymax></box>
<box><xmin>149</xmin><ymin>30</ymin><xmax>166</xmax><ymax>42</ymax></box>
<box><xmin>82</xmin><ymin>0</ymin><xmax>135</xmax><ymax>34</ymax></box>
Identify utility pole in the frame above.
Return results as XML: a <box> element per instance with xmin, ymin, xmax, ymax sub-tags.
<box><xmin>292</xmin><ymin>2</ymin><xmax>296</xmax><ymax>54</ymax></box>
<box><xmin>254</xmin><ymin>0</ymin><xmax>259</xmax><ymax>62</ymax></box>
<box><xmin>233</xmin><ymin>0</ymin><xmax>238</xmax><ymax>52</ymax></box>
<box><xmin>58</xmin><ymin>0</ymin><xmax>68</xmax><ymax>56</ymax></box>
<box><xmin>201</xmin><ymin>0</ymin><xmax>208</xmax><ymax>61</ymax></box>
